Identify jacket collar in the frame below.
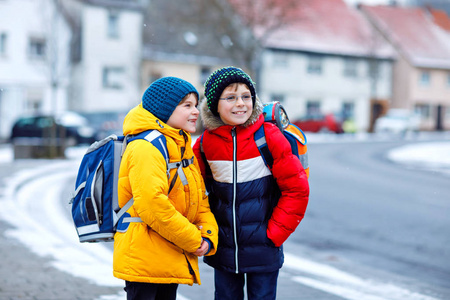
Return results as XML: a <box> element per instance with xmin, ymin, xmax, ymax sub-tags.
<box><xmin>123</xmin><ymin>104</ymin><xmax>190</xmax><ymax>146</ymax></box>
<box><xmin>200</xmin><ymin>97</ymin><xmax>264</xmax><ymax>132</ymax></box>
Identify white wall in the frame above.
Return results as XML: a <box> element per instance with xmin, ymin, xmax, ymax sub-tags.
<box><xmin>0</xmin><ymin>0</ymin><xmax>71</xmax><ymax>139</ymax></box>
<box><xmin>70</xmin><ymin>5</ymin><xmax>143</xmax><ymax>113</ymax></box>
<box><xmin>259</xmin><ymin>50</ymin><xmax>393</xmax><ymax>131</ymax></box>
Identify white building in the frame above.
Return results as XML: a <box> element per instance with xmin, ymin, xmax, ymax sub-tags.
<box><xmin>258</xmin><ymin>0</ymin><xmax>395</xmax><ymax>132</ymax></box>
<box><xmin>63</xmin><ymin>0</ymin><xmax>144</xmax><ymax>113</ymax></box>
<box><xmin>0</xmin><ymin>0</ymin><xmax>72</xmax><ymax>140</ymax></box>
<box><xmin>259</xmin><ymin>50</ymin><xmax>393</xmax><ymax>131</ymax></box>
<box><xmin>0</xmin><ymin>0</ymin><xmax>144</xmax><ymax>140</ymax></box>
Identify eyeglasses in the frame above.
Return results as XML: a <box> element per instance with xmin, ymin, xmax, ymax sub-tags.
<box><xmin>219</xmin><ymin>94</ymin><xmax>252</xmax><ymax>103</ymax></box>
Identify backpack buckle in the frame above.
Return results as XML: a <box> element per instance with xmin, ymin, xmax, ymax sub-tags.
<box><xmin>181</xmin><ymin>158</ymin><xmax>190</xmax><ymax>168</ymax></box>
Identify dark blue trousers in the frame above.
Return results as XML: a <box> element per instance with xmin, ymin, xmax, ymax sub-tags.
<box><xmin>214</xmin><ymin>269</ymin><xmax>279</xmax><ymax>300</ymax></box>
<box><xmin>124</xmin><ymin>281</ymin><xmax>178</xmax><ymax>300</ymax></box>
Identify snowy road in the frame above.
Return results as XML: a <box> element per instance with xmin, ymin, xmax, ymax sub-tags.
<box><xmin>0</xmin><ymin>141</ymin><xmax>447</xmax><ymax>299</ymax></box>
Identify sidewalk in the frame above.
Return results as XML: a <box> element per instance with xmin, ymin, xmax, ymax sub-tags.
<box><xmin>0</xmin><ymin>157</ymin><xmax>124</xmax><ymax>300</ymax></box>
<box><xmin>0</xmin><ymin>218</ymin><xmax>123</xmax><ymax>300</ymax></box>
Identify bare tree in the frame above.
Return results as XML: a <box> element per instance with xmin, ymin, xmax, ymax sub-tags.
<box><xmin>143</xmin><ymin>0</ymin><xmax>301</xmax><ymax>83</ymax></box>
<box><xmin>34</xmin><ymin>0</ymin><xmax>73</xmax><ymax>157</ymax></box>
<box><xmin>193</xmin><ymin>0</ymin><xmax>301</xmax><ymax>79</ymax></box>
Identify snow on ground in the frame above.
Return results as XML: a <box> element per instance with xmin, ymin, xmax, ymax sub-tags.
<box><xmin>0</xmin><ymin>134</ymin><xmax>448</xmax><ymax>300</ymax></box>
<box><xmin>387</xmin><ymin>142</ymin><xmax>450</xmax><ymax>176</ymax></box>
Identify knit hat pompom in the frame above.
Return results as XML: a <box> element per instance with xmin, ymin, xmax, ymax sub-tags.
<box><xmin>142</xmin><ymin>77</ymin><xmax>199</xmax><ymax>123</ymax></box>
<box><xmin>204</xmin><ymin>67</ymin><xmax>256</xmax><ymax>116</ymax></box>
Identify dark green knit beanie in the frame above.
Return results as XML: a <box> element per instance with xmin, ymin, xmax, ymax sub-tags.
<box><xmin>204</xmin><ymin>67</ymin><xmax>256</xmax><ymax>116</ymax></box>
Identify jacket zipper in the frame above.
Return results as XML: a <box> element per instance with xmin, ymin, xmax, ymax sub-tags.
<box><xmin>183</xmin><ymin>251</ymin><xmax>195</xmax><ymax>276</ymax></box>
<box><xmin>231</xmin><ymin>127</ymin><xmax>239</xmax><ymax>273</ymax></box>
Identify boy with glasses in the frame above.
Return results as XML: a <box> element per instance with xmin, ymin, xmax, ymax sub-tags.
<box><xmin>193</xmin><ymin>67</ymin><xmax>309</xmax><ymax>300</ymax></box>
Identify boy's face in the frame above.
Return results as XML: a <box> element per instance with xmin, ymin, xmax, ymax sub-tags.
<box><xmin>166</xmin><ymin>94</ymin><xmax>199</xmax><ymax>133</ymax></box>
<box><xmin>217</xmin><ymin>83</ymin><xmax>253</xmax><ymax>126</ymax></box>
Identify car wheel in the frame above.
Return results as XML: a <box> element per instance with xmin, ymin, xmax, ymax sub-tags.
<box><xmin>319</xmin><ymin>127</ymin><xmax>331</xmax><ymax>133</ymax></box>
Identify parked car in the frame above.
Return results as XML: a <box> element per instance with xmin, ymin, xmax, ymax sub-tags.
<box><xmin>374</xmin><ymin>109</ymin><xmax>420</xmax><ymax>134</ymax></box>
<box><xmin>79</xmin><ymin>111</ymin><xmax>127</xmax><ymax>140</ymax></box>
<box><xmin>10</xmin><ymin>112</ymin><xmax>96</xmax><ymax>146</ymax></box>
<box><xmin>293</xmin><ymin>113</ymin><xmax>343</xmax><ymax>133</ymax></box>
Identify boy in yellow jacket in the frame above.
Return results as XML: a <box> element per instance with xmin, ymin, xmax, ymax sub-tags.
<box><xmin>113</xmin><ymin>77</ymin><xmax>218</xmax><ymax>300</ymax></box>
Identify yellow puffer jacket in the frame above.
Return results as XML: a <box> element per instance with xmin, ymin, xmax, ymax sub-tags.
<box><xmin>113</xmin><ymin>104</ymin><xmax>218</xmax><ymax>285</ymax></box>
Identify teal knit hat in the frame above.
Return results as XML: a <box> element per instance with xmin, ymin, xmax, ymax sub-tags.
<box><xmin>204</xmin><ymin>67</ymin><xmax>256</xmax><ymax>117</ymax></box>
<box><xmin>142</xmin><ymin>77</ymin><xmax>199</xmax><ymax>122</ymax></box>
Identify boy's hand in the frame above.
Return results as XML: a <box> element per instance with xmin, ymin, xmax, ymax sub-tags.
<box><xmin>193</xmin><ymin>239</ymin><xmax>209</xmax><ymax>257</ymax></box>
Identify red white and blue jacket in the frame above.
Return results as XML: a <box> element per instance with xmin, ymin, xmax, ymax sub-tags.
<box><xmin>193</xmin><ymin>99</ymin><xmax>309</xmax><ymax>274</ymax></box>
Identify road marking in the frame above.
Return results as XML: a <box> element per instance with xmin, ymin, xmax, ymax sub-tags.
<box><xmin>284</xmin><ymin>253</ymin><xmax>438</xmax><ymax>300</ymax></box>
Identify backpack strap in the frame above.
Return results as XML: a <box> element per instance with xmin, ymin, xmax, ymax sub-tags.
<box><xmin>255</xmin><ymin>123</ymin><xmax>309</xmax><ymax>178</ymax></box>
<box><xmin>129</xmin><ymin>129</ymin><xmax>195</xmax><ymax>193</ymax></box>
<box><xmin>118</xmin><ymin>129</ymin><xmax>196</xmax><ymax>227</ymax></box>
<box><xmin>116</xmin><ymin>198</ymin><xmax>138</xmax><ymax>222</ymax></box>
<box><xmin>254</xmin><ymin>124</ymin><xmax>274</xmax><ymax>169</ymax></box>
<box><xmin>115</xmin><ymin>130</ymin><xmax>172</xmax><ymax>225</ymax></box>
<box><xmin>129</xmin><ymin>130</ymin><xmax>170</xmax><ymax>167</ymax></box>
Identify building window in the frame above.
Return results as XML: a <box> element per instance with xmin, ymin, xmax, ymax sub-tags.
<box><xmin>200</xmin><ymin>67</ymin><xmax>211</xmax><ymax>84</ymax></box>
<box><xmin>445</xmin><ymin>106</ymin><xmax>450</xmax><ymax>119</ymax></box>
<box><xmin>343</xmin><ymin>58</ymin><xmax>358</xmax><ymax>77</ymax></box>
<box><xmin>367</xmin><ymin>60</ymin><xmax>379</xmax><ymax>79</ymax></box>
<box><xmin>271</xmin><ymin>94</ymin><xmax>285</xmax><ymax>103</ymax></box>
<box><xmin>0</xmin><ymin>33</ymin><xmax>7</xmax><ymax>55</ymax></box>
<box><xmin>0</xmin><ymin>88</ymin><xmax>3</xmax><ymax>124</ymax></box>
<box><xmin>342</xmin><ymin>101</ymin><xmax>355</xmax><ymax>119</ymax></box>
<box><xmin>419</xmin><ymin>71</ymin><xmax>430</xmax><ymax>86</ymax></box>
<box><xmin>103</xmin><ymin>67</ymin><xmax>124</xmax><ymax>89</ymax></box>
<box><xmin>108</xmin><ymin>12</ymin><xmax>119</xmax><ymax>38</ymax></box>
<box><xmin>306</xmin><ymin>100</ymin><xmax>321</xmax><ymax>115</ymax></box>
<box><xmin>29</xmin><ymin>37</ymin><xmax>46</xmax><ymax>59</ymax></box>
<box><xmin>26</xmin><ymin>98</ymin><xmax>42</xmax><ymax>113</ymax></box>
<box><xmin>307</xmin><ymin>55</ymin><xmax>323</xmax><ymax>75</ymax></box>
<box><xmin>273</xmin><ymin>52</ymin><xmax>288</xmax><ymax>68</ymax></box>
<box><xmin>415</xmin><ymin>104</ymin><xmax>431</xmax><ymax>119</ymax></box>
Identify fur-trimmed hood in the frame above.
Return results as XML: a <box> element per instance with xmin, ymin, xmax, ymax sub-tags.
<box><xmin>200</xmin><ymin>97</ymin><xmax>264</xmax><ymax>131</ymax></box>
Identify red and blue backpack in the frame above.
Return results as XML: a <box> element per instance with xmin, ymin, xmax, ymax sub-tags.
<box><xmin>200</xmin><ymin>101</ymin><xmax>309</xmax><ymax>179</ymax></box>
<box><xmin>257</xmin><ymin>101</ymin><xmax>309</xmax><ymax>178</ymax></box>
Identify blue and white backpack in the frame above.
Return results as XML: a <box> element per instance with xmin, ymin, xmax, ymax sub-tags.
<box><xmin>70</xmin><ymin>130</ymin><xmax>191</xmax><ymax>243</ymax></box>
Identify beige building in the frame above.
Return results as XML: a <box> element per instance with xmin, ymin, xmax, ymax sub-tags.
<box><xmin>361</xmin><ymin>4</ymin><xmax>450</xmax><ymax>130</ymax></box>
<box><xmin>140</xmin><ymin>50</ymin><xmax>228</xmax><ymax>98</ymax></box>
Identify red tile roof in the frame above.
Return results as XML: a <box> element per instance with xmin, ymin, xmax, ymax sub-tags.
<box><xmin>361</xmin><ymin>5</ymin><xmax>450</xmax><ymax>69</ymax></box>
<box><xmin>232</xmin><ymin>0</ymin><xmax>394</xmax><ymax>58</ymax></box>
<box><xmin>430</xmin><ymin>8</ymin><xmax>450</xmax><ymax>32</ymax></box>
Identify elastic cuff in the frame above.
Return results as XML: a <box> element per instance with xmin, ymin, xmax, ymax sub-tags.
<box><xmin>202</xmin><ymin>237</ymin><xmax>213</xmax><ymax>255</ymax></box>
